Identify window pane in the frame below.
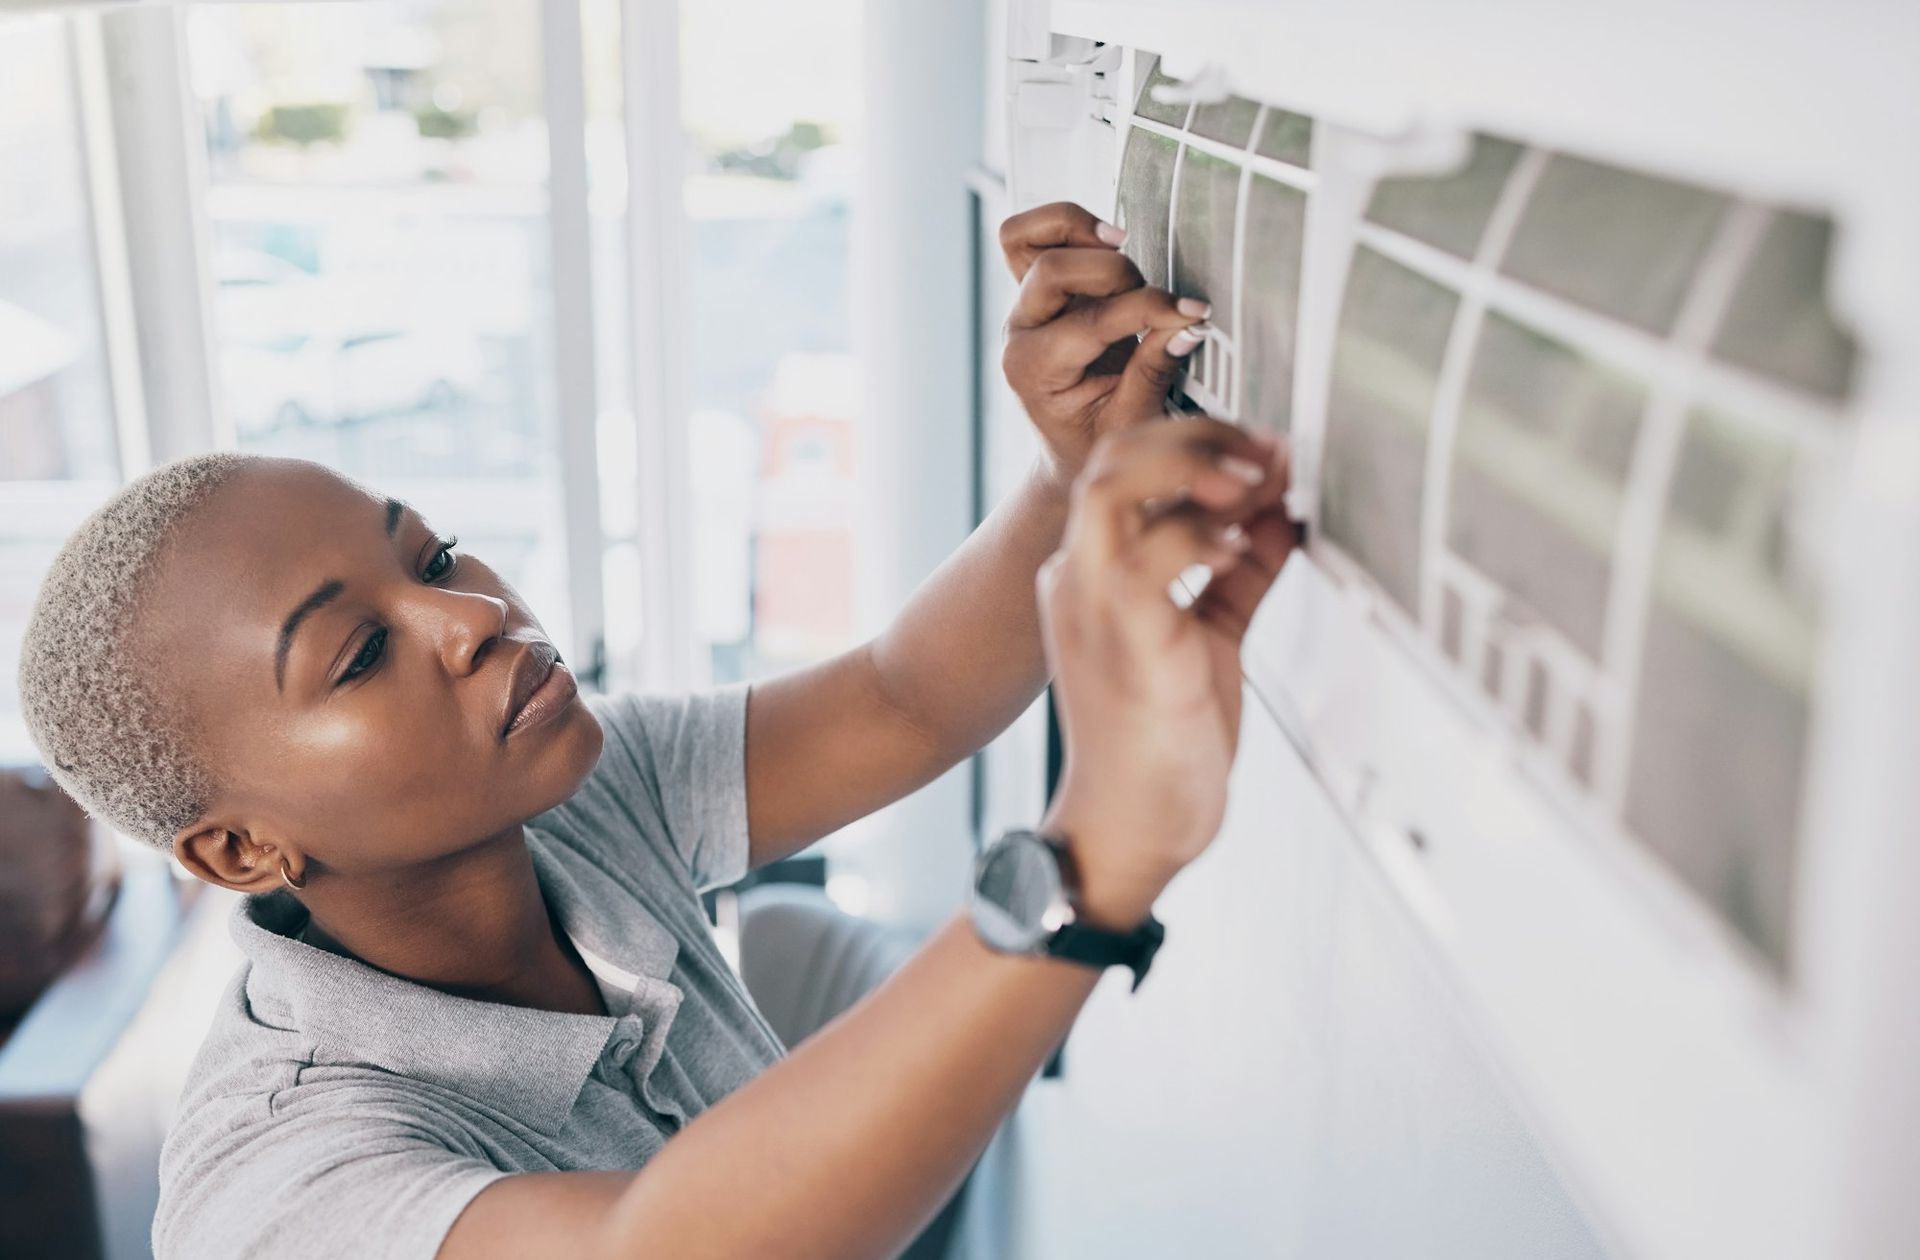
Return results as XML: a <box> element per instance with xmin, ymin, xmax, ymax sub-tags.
<box><xmin>1502</xmin><ymin>153</ymin><xmax>1727</xmax><ymax>333</ymax></box>
<box><xmin>0</xmin><ymin>19</ymin><xmax>121</xmax><ymax>760</ymax></box>
<box><xmin>1711</xmin><ymin>209</ymin><xmax>1857</xmax><ymax>400</ymax></box>
<box><xmin>1365</xmin><ymin>135</ymin><xmax>1521</xmax><ymax>260</ymax></box>
<box><xmin>189</xmin><ymin>0</ymin><xmax>571</xmax><ymax>647</ymax></box>
<box><xmin>1447</xmin><ymin>314</ymin><xmax>1646</xmax><ymax>657</ymax></box>
<box><xmin>1625</xmin><ymin>408</ymin><xmax>1818</xmax><ymax>973</ymax></box>
<box><xmin>1239</xmin><ymin>174</ymin><xmax>1307</xmax><ymax>432</ymax></box>
<box><xmin>1322</xmin><ymin>248</ymin><xmax>1458</xmax><ymax>613</ymax></box>
<box><xmin>1116</xmin><ymin>127</ymin><xmax>1177</xmax><ymax>289</ymax></box>
<box><xmin>681</xmin><ymin>0</ymin><xmax>862</xmax><ymax>684</ymax></box>
<box><xmin>0</xmin><ymin>20</ymin><xmax>117</xmax><ymax>483</ymax></box>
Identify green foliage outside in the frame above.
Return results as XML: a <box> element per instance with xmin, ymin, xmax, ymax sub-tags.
<box><xmin>711</xmin><ymin>120</ymin><xmax>836</xmax><ymax>181</ymax></box>
<box><xmin>414</xmin><ymin>104</ymin><xmax>478</xmax><ymax>140</ymax></box>
<box><xmin>255</xmin><ymin>103</ymin><xmax>350</xmax><ymax>147</ymax></box>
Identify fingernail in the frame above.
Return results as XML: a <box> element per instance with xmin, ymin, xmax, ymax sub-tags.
<box><xmin>1177</xmin><ymin>298</ymin><xmax>1211</xmax><ymax>319</ymax></box>
<box><xmin>1168</xmin><ymin>329</ymin><xmax>1202</xmax><ymax>357</ymax></box>
<box><xmin>1218</xmin><ymin>523</ymin><xmax>1250</xmax><ymax>550</ymax></box>
<box><xmin>1218</xmin><ymin>455</ymin><xmax>1266</xmax><ymax>485</ymax></box>
<box><xmin>1095</xmin><ymin>220</ymin><xmax>1127</xmax><ymax>246</ymax></box>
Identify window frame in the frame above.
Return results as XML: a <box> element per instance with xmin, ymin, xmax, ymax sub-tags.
<box><xmin>0</xmin><ymin>13</ymin><xmax>150</xmax><ymax>758</ymax></box>
<box><xmin>31</xmin><ymin>2</ymin><xmax>630</xmax><ymax>683</ymax></box>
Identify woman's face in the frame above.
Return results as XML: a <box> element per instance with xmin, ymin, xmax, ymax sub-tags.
<box><xmin>147</xmin><ymin>459</ymin><xmax>603</xmax><ymax>880</ymax></box>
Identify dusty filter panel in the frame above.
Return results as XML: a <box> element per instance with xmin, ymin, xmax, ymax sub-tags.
<box><xmin>1115</xmin><ymin>54</ymin><xmax>1858</xmax><ymax>977</ymax></box>
<box><xmin>1116</xmin><ymin>55</ymin><xmax>1313</xmax><ymax>431</ymax></box>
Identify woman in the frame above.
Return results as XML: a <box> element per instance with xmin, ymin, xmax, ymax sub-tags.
<box><xmin>17</xmin><ymin>205</ymin><xmax>1295</xmax><ymax>1259</ymax></box>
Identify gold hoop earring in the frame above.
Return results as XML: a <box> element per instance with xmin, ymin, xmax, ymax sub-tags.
<box><xmin>279</xmin><ymin>856</ymin><xmax>307</xmax><ymax>892</ymax></box>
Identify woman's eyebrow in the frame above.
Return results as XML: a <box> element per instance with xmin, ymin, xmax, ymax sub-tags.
<box><xmin>273</xmin><ymin>499</ymin><xmax>409</xmax><ymax>691</ymax></box>
<box><xmin>275</xmin><ymin>579</ymin><xmax>345</xmax><ymax>692</ymax></box>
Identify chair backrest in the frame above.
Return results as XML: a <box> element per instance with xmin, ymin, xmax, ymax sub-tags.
<box><xmin>733</xmin><ymin>884</ymin><xmax>962</xmax><ymax>1260</ymax></box>
<box><xmin>0</xmin><ymin>854</ymin><xmax>226</xmax><ymax>1260</ymax></box>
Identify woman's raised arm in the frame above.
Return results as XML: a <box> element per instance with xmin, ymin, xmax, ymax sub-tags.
<box><xmin>741</xmin><ymin>203</ymin><xmax>1211</xmax><ymax>866</ymax></box>
<box><xmin>442</xmin><ymin>420</ymin><xmax>1295</xmax><ymax>1260</ymax></box>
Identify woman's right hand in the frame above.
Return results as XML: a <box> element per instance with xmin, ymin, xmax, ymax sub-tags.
<box><xmin>1036</xmin><ymin>416</ymin><xmax>1299</xmax><ymax>929</ymax></box>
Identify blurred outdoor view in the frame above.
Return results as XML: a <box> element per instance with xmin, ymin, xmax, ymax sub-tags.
<box><xmin>0</xmin><ymin>17</ymin><xmax>121</xmax><ymax>762</ymax></box>
<box><xmin>188</xmin><ymin>0</ymin><xmax>575</xmax><ymax>646</ymax></box>
<box><xmin>680</xmin><ymin>0</ymin><xmax>862</xmax><ymax>685</ymax></box>
<box><xmin>0</xmin><ymin>0</ymin><xmax>862</xmax><ymax>766</ymax></box>
<box><xmin>185</xmin><ymin>0</ymin><xmax>863</xmax><ymax>689</ymax></box>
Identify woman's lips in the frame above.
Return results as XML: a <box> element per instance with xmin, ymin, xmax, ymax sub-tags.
<box><xmin>504</xmin><ymin>656</ymin><xmax>577</xmax><ymax>737</ymax></box>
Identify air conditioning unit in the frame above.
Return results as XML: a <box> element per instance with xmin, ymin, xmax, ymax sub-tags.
<box><xmin>1004</xmin><ymin>3</ymin><xmax>1920</xmax><ymax>1259</ymax></box>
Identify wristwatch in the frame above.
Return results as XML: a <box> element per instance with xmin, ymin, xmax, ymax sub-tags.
<box><xmin>969</xmin><ymin>828</ymin><xmax>1165</xmax><ymax>992</ymax></box>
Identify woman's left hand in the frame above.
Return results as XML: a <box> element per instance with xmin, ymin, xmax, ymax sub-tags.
<box><xmin>999</xmin><ymin>202</ymin><xmax>1210</xmax><ymax>485</ymax></box>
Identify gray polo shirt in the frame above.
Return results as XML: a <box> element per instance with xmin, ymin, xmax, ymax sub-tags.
<box><xmin>153</xmin><ymin>687</ymin><xmax>787</xmax><ymax>1260</ymax></box>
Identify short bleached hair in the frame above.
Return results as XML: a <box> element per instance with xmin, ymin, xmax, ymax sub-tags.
<box><xmin>17</xmin><ymin>452</ymin><xmax>258</xmax><ymax>851</ymax></box>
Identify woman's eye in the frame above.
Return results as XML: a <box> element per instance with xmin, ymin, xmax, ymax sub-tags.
<box><xmin>335</xmin><ymin>536</ymin><xmax>455</xmax><ymax>685</ymax></box>
<box><xmin>341</xmin><ymin>628</ymin><xmax>387</xmax><ymax>683</ymax></box>
<box><xmin>423</xmin><ymin>538</ymin><xmax>458</xmax><ymax>582</ymax></box>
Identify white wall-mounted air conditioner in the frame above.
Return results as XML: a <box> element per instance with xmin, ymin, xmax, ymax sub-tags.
<box><xmin>1003</xmin><ymin>3</ymin><xmax>1920</xmax><ymax>1258</ymax></box>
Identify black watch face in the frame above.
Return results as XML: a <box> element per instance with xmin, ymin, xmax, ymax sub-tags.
<box><xmin>973</xmin><ymin>834</ymin><xmax>1062</xmax><ymax>953</ymax></box>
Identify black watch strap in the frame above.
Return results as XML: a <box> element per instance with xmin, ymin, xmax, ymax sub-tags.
<box><xmin>1046</xmin><ymin>915</ymin><xmax>1165</xmax><ymax>993</ymax></box>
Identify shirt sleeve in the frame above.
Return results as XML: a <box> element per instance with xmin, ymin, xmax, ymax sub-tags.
<box><xmin>153</xmin><ymin>1085</ymin><xmax>507</xmax><ymax>1260</ymax></box>
<box><xmin>585</xmin><ymin>685</ymin><xmax>754</xmax><ymax>892</ymax></box>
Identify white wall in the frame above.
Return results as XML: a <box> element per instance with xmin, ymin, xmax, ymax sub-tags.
<box><xmin>964</xmin><ymin>691</ymin><xmax>1606</xmax><ymax>1258</ymax></box>
<box><xmin>846</xmin><ymin>0</ymin><xmax>986</xmax><ymax>930</ymax></box>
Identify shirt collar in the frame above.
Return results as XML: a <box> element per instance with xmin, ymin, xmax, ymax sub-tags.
<box><xmin>230</xmin><ymin>833</ymin><xmax>683</xmax><ymax>1137</ymax></box>
<box><xmin>526</xmin><ymin>829</ymin><xmax>681</xmax><ymax>983</ymax></box>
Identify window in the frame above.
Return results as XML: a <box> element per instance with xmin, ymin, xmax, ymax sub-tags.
<box><xmin>679</xmin><ymin>0</ymin><xmax>864</xmax><ymax>685</ymax></box>
<box><xmin>187</xmin><ymin>0</ymin><xmax>573</xmax><ymax>651</ymax></box>
<box><xmin>0</xmin><ymin>17</ymin><xmax>122</xmax><ymax>760</ymax></box>
<box><xmin>0</xmin><ymin>21</ymin><xmax>116</xmax><ymax>487</ymax></box>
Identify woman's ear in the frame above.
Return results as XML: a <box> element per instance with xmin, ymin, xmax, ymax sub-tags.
<box><xmin>174</xmin><ymin>821</ymin><xmax>298</xmax><ymax>894</ymax></box>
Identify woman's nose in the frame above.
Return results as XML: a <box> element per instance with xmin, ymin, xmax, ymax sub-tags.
<box><xmin>426</xmin><ymin>588</ymin><xmax>510</xmax><ymax>676</ymax></box>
